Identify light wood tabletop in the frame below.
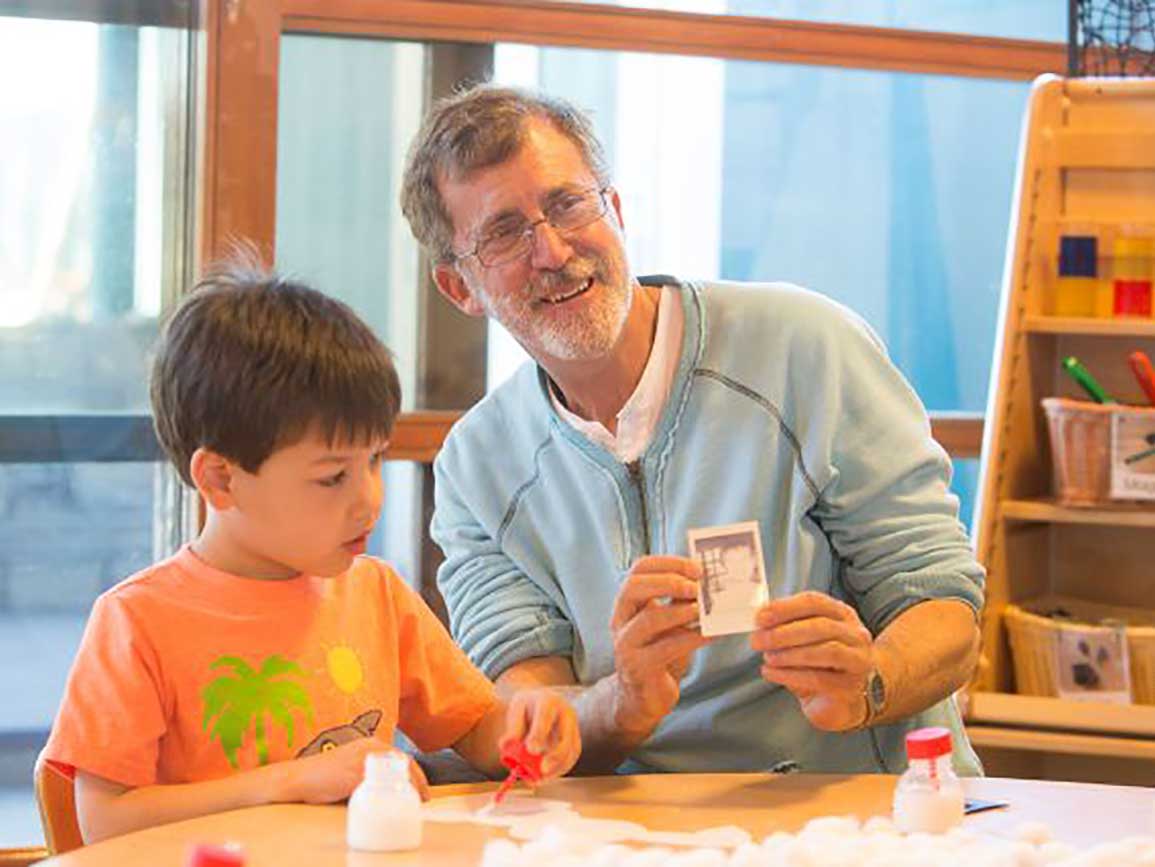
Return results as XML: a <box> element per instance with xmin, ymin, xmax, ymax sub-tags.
<box><xmin>38</xmin><ymin>774</ymin><xmax>1155</xmax><ymax>866</ymax></box>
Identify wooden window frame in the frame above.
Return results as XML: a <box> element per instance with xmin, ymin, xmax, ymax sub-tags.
<box><xmin>205</xmin><ymin>0</ymin><xmax>1009</xmax><ymax>459</ymax></box>
<box><xmin>281</xmin><ymin>0</ymin><xmax>1065</xmax><ymax>81</ymax></box>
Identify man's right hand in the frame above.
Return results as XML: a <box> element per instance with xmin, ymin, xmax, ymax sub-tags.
<box><xmin>609</xmin><ymin>555</ymin><xmax>711</xmax><ymax>736</ymax></box>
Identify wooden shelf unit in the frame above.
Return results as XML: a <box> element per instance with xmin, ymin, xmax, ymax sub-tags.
<box><xmin>1024</xmin><ymin>315</ymin><xmax>1155</xmax><ymax>337</ymax></box>
<box><xmin>1001</xmin><ymin>498</ymin><xmax>1155</xmax><ymax>527</ymax></box>
<box><xmin>969</xmin><ymin>76</ymin><xmax>1155</xmax><ymax>780</ymax></box>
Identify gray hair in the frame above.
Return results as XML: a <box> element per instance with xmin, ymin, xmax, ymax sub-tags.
<box><xmin>400</xmin><ymin>83</ymin><xmax>612</xmax><ymax>263</ymax></box>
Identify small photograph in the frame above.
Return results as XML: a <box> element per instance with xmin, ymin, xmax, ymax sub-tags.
<box><xmin>1110</xmin><ymin>412</ymin><xmax>1155</xmax><ymax>501</ymax></box>
<box><xmin>1054</xmin><ymin>623</ymin><xmax>1132</xmax><ymax>704</ymax></box>
<box><xmin>687</xmin><ymin>521</ymin><xmax>769</xmax><ymax>637</ymax></box>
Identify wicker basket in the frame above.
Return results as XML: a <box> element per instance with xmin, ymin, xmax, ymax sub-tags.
<box><xmin>1041</xmin><ymin>398</ymin><xmax>1112</xmax><ymax>505</ymax></box>
<box><xmin>1004</xmin><ymin>595</ymin><xmax>1155</xmax><ymax>705</ymax></box>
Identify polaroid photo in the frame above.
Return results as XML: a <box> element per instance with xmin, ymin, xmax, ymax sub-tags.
<box><xmin>687</xmin><ymin>521</ymin><xmax>769</xmax><ymax>637</ymax></box>
<box><xmin>1053</xmin><ymin>622</ymin><xmax>1132</xmax><ymax>704</ymax></box>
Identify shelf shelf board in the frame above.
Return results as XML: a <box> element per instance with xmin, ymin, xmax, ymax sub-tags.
<box><xmin>967</xmin><ymin>725</ymin><xmax>1155</xmax><ymax>760</ymax></box>
<box><xmin>966</xmin><ymin>691</ymin><xmax>1155</xmax><ymax>739</ymax></box>
<box><xmin>1024</xmin><ymin>316</ymin><xmax>1155</xmax><ymax>337</ymax></box>
<box><xmin>1001</xmin><ymin>498</ymin><xmax>1155</xmax><ymax>527</ymax></box>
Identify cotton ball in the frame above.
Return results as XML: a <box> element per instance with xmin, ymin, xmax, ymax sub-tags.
<box><xmin>760</xmin><ymin>832</ymin><xmax>794</xmax><ymax>848</ymax></box>
<box><xmin>1005</xmin><ymin>841</ymin><xmax>1045</xmax><ymax>867</ymax></box>
<box><xmin>728</xmin><ymin>843</ymin><xmax>767</xmax><ymax>867</ymax></box>
<box><xmin>622</xmin><ymin>847</ymin><xmax>677</xmax><ymax>867</ymax></box>
<box><xmin>521</xmin><ymin>827</ymin><xmax>568</xmax><ymax>858</ymax></box>
<box><xmin>587</xmin><ymin>844</ymin><xmax>634</xmax><ymax>867</ymax></box>
<box><xmin>862</xmin><ymin>816</ymin><xmax>898</xmax><ymax>835</ymax></box>
<box><xmin>801</xmin><ymin>833</ymin><xmax>869</xmax><ymax>867</ymax></box>
<box><xmin>1036</xmin><ymin>841</ymin><xmax>1076</xmax><ymax>863</ymax></box>
<box><xmin>944</xmin><ymin>826</ymin><xmax>979</xmax><ymax>847</ymax></box>
<box><xmin>801</xmin><ymin>816</ymin><xmax>861</xmax><ymax>837</ymax></box>
<box><xmin>1014</xmin><ymin>821</ymin><xmax>1054</xmax><ymax>846</ymax></box>
<box><xmin>691</xmin><ymin>826</ymin><xmax>753</xmax><ymax>849</ymax></box>
<box><xmin>480</xmin><ymin>839</ymin><xmax>523</xmax><ymax>867</ymax></box>
<box><xmin>666</xmin><ymin>848</ymin><xmax>729</xmax><ymax>867</ymax></box>
<box><xmin>902</xmin><ymin>832</ymin><xmax>938</xmax><ymax>850</ymax></box>
<box><xmin>1115</xmin><ymin>837</ymin><xmax>1155</xmax><ymax>865</ymax></box>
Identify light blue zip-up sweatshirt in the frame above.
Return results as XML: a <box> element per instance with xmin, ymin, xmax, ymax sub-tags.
<box><xmin>433</xmin><ymin>279</ymin><xmax>984</xmax><ymax>775</ymax></box>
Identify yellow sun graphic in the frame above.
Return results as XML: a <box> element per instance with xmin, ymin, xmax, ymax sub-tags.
<box><xmin>326</xmin><ymin>645</ymin><xmax>364</xmax><ymax>694</ymax></box>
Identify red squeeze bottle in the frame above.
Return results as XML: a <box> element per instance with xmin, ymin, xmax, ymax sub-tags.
<box><xmin>492</xmin><ymin>738</ymin><xmax>545</xmax><ymax>804</ymax></box>
<box><xmin>185</xmin><ymin>843</ymin><xmax>245</xmax><ymax>867</ymax></box>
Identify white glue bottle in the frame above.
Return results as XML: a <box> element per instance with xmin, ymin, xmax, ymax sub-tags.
<box><xmin>892</xmin><ymin>727</ymin><xmax>965</xmax><ymax>834</ymax></box>
<box><xmin>346</xmin><ymin>750</ymin><xmax>422</xmax><ymax>852</ymax></box>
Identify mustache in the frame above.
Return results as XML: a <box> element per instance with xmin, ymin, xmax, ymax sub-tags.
<box><xmin>528</xmin><ymin>257</ymin><xmax>601</xmax><ymax>297</ymax></box>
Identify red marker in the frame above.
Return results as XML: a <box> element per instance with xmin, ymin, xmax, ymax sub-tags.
<box><xmin>1129</xmin><ymin>351</ymin><xmax>1155</xmax><ymax>406</ymax></box>
<box><xmin>491</xmin><ymin>738</ymin><xmax>544</xmax><ymax>806</ymax></box>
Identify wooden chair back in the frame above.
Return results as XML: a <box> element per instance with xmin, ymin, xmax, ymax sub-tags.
<box><xmin>33</xmin><ymin>752</ymin><xmax>84</xmax><ymax>854</ymax></box>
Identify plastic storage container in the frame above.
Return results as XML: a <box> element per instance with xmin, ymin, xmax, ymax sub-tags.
<box><xmin>346</xmin><ymin>751</ymin><xmax>422</xmax><ymax>852</ymax></box>
<box><xmin>1042</xmin><ymin>397</ymin><xmax>1113</xmax><ymax>505</ymax></box>
<box><xmin>892</xmin><ymin>727</ymin><xmax>965</xmax><ymax>834</ymax></box>
<box><xmin>1042</xmin><ymin>397</ymin><xmax>1155</xmax><ymax>505</ymax></box>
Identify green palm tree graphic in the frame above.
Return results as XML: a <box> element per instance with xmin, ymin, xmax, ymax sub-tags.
<box><xmin>202</xmin><ymin>655</ymin><xmax>314</xmax><ymax>769</ymax></box>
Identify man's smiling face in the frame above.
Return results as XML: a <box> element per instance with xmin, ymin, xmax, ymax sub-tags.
<box><xmin>433</xmin><ymin>117</ymin><xmax>633</xmax><ymax>366</ymax></box>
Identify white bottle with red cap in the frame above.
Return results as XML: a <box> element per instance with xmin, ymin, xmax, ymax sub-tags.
<box><xmin>892</xmin><ymin>726</ymin><xmax>965</xmax><ymax>834</ymax></box>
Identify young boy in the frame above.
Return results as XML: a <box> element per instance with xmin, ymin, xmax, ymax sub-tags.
<box><xmin>42</xmin><ymin>260</ymin><xmax>581</xmax><ymax>844</ymax></box>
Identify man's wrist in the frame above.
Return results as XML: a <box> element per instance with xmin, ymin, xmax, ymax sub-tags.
<box><xmin>607</xmin><ymin>674</ymin><xmax>662</xmax><ymax>741</ymax></box>
<box><xmin>854</xmin><ymin>666</ymin><xmax>888</xmax><ymax>730</ymax></box>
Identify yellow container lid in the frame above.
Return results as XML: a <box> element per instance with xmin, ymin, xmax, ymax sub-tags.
<box><xmin>1113</xmin><ymin>236</ymin><xmax>1155</xmax><ymax>257</ymax></box>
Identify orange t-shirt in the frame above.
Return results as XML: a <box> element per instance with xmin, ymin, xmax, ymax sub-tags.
<box><xmin>43</xmin><ymin>547</ymin><xmax>497</xmax><ymax>788</ymax></box>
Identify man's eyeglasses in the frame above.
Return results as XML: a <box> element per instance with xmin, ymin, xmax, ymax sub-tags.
<box><xmin>456</xmin><ymin>186</ymin><xmax>612</xmax><ymax>268</ymax></box>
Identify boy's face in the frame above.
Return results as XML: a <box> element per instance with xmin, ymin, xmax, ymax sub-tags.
<box><xmin>202</xmin><ymin>427</ymin><xmax>388</xmax><ymax>580</ymax></box>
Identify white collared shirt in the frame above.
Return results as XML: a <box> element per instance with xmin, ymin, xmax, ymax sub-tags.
<box><xmin>549</xmin><ymin>285</ymin><xmax>684</xmax><ymax>463</ymax></box>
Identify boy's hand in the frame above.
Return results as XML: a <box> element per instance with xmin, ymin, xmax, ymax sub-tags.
<box><xmin>501</xmin><ymin>689</ymin><xmax>581</xmax><ymax>780</ymax></box>
<box><xmin>286</xmin><ymin>737</ymin><xmax>430</xmax><ymax>804</ymax></box>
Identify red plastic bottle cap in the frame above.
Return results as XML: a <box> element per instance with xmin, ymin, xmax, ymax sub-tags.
<box><xmin>185</xmin><ymin>843</ymin><xmax>245</xmax><ymax>867</ymax></box>
<box><xmin>905</xmin><ymin>727</ymin><xmax>953</xmax><ymax>760</ymax></box>
<box><xmin>500</xmin><ymin>738</ymin><xmax>544</xmax><ymax>783</ymax></box>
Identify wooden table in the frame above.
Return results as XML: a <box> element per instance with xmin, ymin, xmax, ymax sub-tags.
<box><xmin>38</xmin><ymin>774</ymin><xmax>1155</xmax><ymax>866</ymax></box>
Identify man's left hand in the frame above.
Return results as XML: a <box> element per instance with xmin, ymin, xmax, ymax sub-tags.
<box><xmin>750</xmin><ymin>591</ymin><xmax>875</xmax><ymax>732</ymax></box>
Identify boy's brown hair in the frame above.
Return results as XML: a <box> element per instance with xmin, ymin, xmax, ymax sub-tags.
<box><xmin>151</xmin><ymin>256</ymin><xmax>401</xmax><ymax>487</ymax></box>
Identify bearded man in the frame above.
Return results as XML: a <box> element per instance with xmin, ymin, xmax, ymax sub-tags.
<box><xmin>400</xmin><ymin>84</ymin><xmax>985</xmax><ymax>776</ymax></box>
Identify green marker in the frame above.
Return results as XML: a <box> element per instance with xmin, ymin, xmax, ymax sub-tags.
<box><xmin>1061</xmin><ymin>356</ymin><xmax>1114</xmax><ymax>404</ymax></box>
<box><xmin>1124</xmin><ymin>445</ymin><xmax>1155</xmax><ymax>466</ymax></box>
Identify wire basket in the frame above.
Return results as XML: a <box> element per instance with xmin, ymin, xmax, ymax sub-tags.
<box><xmin>1005</xmin><ymin>595</ymin><xmax>1155</xmax><ymax>705</ymax></box>
<box><xmin>1071</xmin><ymin>0</ymin><xmax>1155</xmax><ymax>76</ymax></box>
<box><xmin>1042</xmin><ymin>398</ymin><xmax>1113</xmax><ymax>505</ymax></box>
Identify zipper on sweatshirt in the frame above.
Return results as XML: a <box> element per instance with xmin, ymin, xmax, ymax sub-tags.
<box><xmin>626</xmin><ymin>459</ymin><xmax>651</xmax><ymax>557</ymax></box>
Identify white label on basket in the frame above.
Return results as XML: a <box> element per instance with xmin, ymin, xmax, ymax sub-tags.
<box><xmin>1110</xmin><ymin>410</ymin><xmax>1155</xmax><ymax>501</ymax></box>
<box><xmin>1053</xmin><ymin>622</ymin><xmax>1132</xmax><ymax>704</ymax></box>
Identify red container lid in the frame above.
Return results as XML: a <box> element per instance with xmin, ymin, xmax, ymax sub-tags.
<box><xmin>185</xmin><ymin>843</ymin><xmax>245</xmax><ymax>867</ymax></box>
<box><xmin>500</xmin><ymin>737</ymin><xmax>544</xmax><ymax>783</ymax></box>
<box><xmin>905</xmin><ymin>727</ymin><xmax>953</xmax><ymax>760</ymax></box>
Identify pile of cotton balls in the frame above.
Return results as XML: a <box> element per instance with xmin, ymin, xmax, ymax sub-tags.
<box><xmin>478</xmin><ymin>815</ymin><xmax>1155</xmax><ymax>867</ymax></box>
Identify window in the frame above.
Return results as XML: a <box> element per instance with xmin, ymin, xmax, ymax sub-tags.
<box><xmin>487</xmin><ymin>44</ymin><xmax>1027</xmax><ymax>523</ymax></box>
<box><xmin>275</xmin><ymin>33</ymin><xmax>429</xmax><ymax>583</ymax></box>
<box><xmin>569</xmin><ymin>0</ymin><xmax>1066</xmax><ymax>41</ymax></box>
<box><xmin>0</xmin><ymin>11</ymin><xmax>196</xmax><ymax>846</ymax></box>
